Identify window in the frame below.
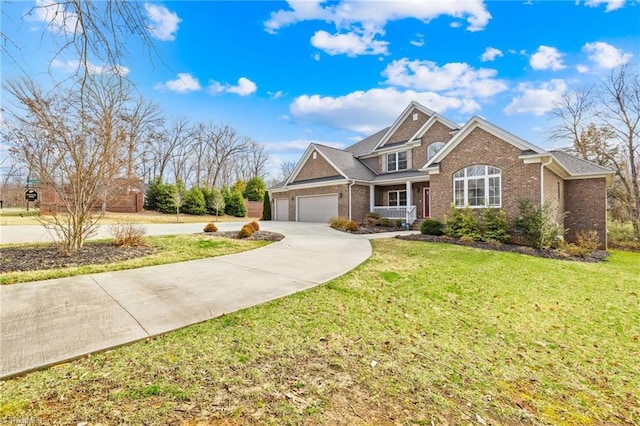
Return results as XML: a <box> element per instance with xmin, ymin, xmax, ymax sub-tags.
<box><xmin>427</xmin><ymin>142</ymin><xmax>445</xmax><ymax>162</ymax></box>
<box><xmin>387</xmin><ymin>151</ymin><xmax>408</xmax><ymax>172</ymax></box>
<box><xmin>453</xmin><ymin>165</ymin><xmax>501</xmax><ymax>207</ymax></box>
<box><xmin>388</xmin><ymin>190</ymin><xmax>407</xmax><ymax>206</ymax></box>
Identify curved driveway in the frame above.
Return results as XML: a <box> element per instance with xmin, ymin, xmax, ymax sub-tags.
<box><xmin>0</xmin><ymin>222</ymin><xmax>377</xmax><ymax>379</ymax></box>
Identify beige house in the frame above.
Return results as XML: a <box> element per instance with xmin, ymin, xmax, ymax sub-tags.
<box><xmin>269</xmin><ymin>101</ymin><xmax>613</xmax><ymax>248</ymax></box>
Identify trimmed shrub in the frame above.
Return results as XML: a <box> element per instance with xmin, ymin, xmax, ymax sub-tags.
<box><xmin>514</xmin><ymin>199</ymin><xmax>564</xmax><ymax>249</ymax></box>
<box><xmin>203</xmin><ymin>223</ymin><xmax>218</xmax><ymax>233</ymax></box>
<box><xmin>203</xmin><ymin>187</ymin><xmax>226</xmax><ymax>216</ymax></box>
<box><xmin>345</xmin><ymin>220</ymin><xmax>359</xmax><ymax>232</ymax></box>
<box><xmin>444</xmin><ymin>204</ymin><xmax>481</xmax><ymax>241</ymax></box>
<box><xmin>237</xmin><ymin>224</ymin><xmax>254</xmax><ymax>239</ymax></box>
<box><xmin>394</xmin><ymin>219</ymin><xmax>403</xmax><ymax>228</ymax></box>
<box><xmin>481</xmin><ymin>208</ymin><xmax>510</xmax><ymax>243</ymax></box>
<box><xmin>380</xmin><ymin>218</ymin><xmax>390</xmax><ymax>227</ymax></box>
<box><xmin>420</xmin><ymin>219</ymin><xmax>444</xmax><ymax>235</ymax></box>
<box><xmin>248</xmin><ymin>220</ymin><xmax>260</xmax><ymax>232</ymax></box>
<box><xmin>365</xmin><ymin>212</ymin><xmax>381</xmax><ymax>226</ymax></box>
<box><xmin>262</xmin><ymin>191</ymin><xmax>271</xmax><ymax>221</ymax></box>
<box><xmin>366</xmin><ymin>212</ymin><xmax>381</xmax><ymax>219</ymax></box>
<box><xmin>329</xmin><ymin>216</ymin><xmax>350</xmax><ymax>230</ymax></box>
<box><xmin>565</xmin><ymin>229</ymin><xmax>600</xmax><ymax>256</ymax></box>
<box><xmin>110</xmin><ymin>221</ymin><xmax>146</xmax><ymax>247</ymax></box>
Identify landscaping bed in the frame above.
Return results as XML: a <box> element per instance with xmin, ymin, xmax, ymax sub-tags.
<box><xmin>205</xmin><ymin>230</ymin><xmax>284</xmax><ymax>241</ymax></box>
<box><xmin>397</xmin><ymin>233</ymin><xmax>610</xmax><ymax>262</ymax></box>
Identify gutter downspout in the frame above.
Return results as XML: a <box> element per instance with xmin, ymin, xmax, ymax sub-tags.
<box><xmin>348</xmin><ymin>180</ymin><xmax>356</xmax><ymax>220</ymax></box>
<box><xmin>540</xmin><ymin>156</ymin><xmax>553</xmax><ymax>207</ymax></box>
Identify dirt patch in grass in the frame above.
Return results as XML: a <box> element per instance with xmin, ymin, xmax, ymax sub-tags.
<box><xmin>397</xmin><ymin>233</ymin><xmax>610</xmax><ymax>262</ymax></box>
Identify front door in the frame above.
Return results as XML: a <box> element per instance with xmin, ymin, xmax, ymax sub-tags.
<box><xmin>423</xmin><ymin>188</ymin><xmax>430</xmax><ymax>218</ymax></box>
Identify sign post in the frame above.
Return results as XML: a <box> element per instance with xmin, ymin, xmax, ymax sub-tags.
<box><xmin>25</xmin><ymin>189</ymin><xmax>38</xmax><ymax>211</ymax></box>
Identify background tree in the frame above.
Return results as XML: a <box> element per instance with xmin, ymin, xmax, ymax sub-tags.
<box><xmin>244</xmin><ymin>176</ymin><xmax>267</xmax><ymax>202</ymax></box>
<box><xmin>226</xmin><ymin>189</ymin><xmax>247</xmax><ymax>218</ymax></box>
<box><xmin>549</xmin><ymin>65</ymin><xmax>639</xmax><ymax>240</ymax></box>
<box><xmin>5</xmin><ymin>76</ymin><xmax>155</xmax><ymax>252</ymax></box>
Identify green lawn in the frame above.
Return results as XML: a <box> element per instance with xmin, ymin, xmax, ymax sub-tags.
<box><xmin>0</xmin><ymin>234</ymin><xmax>269</xmax><ymax>285</ymax></box>
<box><xmin>1</xmin><ymin>239</ymin><xmax>638</xmax><ymax>425</ymax></box>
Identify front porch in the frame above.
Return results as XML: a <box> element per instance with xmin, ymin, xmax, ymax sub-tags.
<box><xmin>368</xmin><ymin>180</ymin><xmax>430</xmax><ymax>225</ymax></box>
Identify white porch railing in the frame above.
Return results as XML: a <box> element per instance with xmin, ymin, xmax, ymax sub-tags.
<box><xmin>373</xmin><ymin>205</ymin><xmax>417</xmax><ymax>225</ymax></box>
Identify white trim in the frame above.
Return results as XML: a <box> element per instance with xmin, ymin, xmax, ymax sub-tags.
<box><xmin>423</xmin><ymin>187</ymin><xmax>431</xmax><ymax>218</ymax></box>
<box><xmin>369</xmin><ymin>185</ymin><xmax>375</xmax><ymax>212</ymax></box>
<box><xmin>358</xmin><ymin>141</ymin><xmax>420</xmax><ymax>159</ymax></box>
<box><xmin>540</xmin><ymin>156</ymin><xmax>553</xmax><ymax>207</ymax></box>
<box><xmin>373</xmin><ymin>101</ymin><xmax>435</xmax><ymax>150</ymax></box>
<box><xmin>407</xmin><ymin>114</ymin><xmax>459</xmax><ymax>145</ymax></box>
<box><xmin>375</xmin><ymin>175</ymin><xmax>430</xmax><ymax>185</ymax></box>
<box><xmin>286</xmin><ymin>144</ymin><xmax>348</xmax><ymax>185</ymax></box>
<box><xmin>422</xmin><ymin>116</ymin><xmax>545</xmax><ymax>170</ymax></box>
<box><xmin>386</xmin><ymin>189</ymin><xmax>408</xmax><ymax>207</ymax></box>
<box><xmin>386</xmin><ymin>150</ymin><xmax>409</xmax><ymax>172</ymax></box>
<box><xmin>453</xmin><ymin>165</ymin><xmax>502</xmax><ymax>208</ymax></box>
<box><xmin>271</xmin><ymin>178</ymin><xmax>350</xmax><ymax>192</ymax></box>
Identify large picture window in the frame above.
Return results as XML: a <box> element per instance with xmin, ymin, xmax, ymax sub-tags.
<box><xmin>387</xmin><ymin>151</ymin><xmax>408</xmax><ymax>172</ymax></box>
<box><xmin>453</xmin><ymin>165</ymin><xmax>501</xmax><ymax>207</ymax></box>
<box><xmin>388</xmin><ymin>190</ymin><xmax>407</xmax><ymax>206</ymax></box>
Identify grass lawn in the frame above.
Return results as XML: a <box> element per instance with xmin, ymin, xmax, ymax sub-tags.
<box><xmin>1</xmin><ymin>239</ymin><xmax>638</xmax><ymax>425</ymax></box>
<box><xmin>0</xmin><ymin>234</ymin><xmax>269</xmax><ymax>285</ymax></box>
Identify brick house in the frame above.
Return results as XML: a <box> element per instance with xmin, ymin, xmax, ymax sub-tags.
<box><xmin>269</xmin><ymin>101</ymin><xmax>613</xmax><ymax>248</ymax></box>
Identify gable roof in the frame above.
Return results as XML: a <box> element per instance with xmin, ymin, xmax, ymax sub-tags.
<box><xmin>422</xmin><ymin>115</ymin><xmax>546</xmax><ymax>169</ymax></box>
<box><xmin>407</xmin><ymin>113</ymin><xmax>459</xmax><ymax>144</ymax></box>
<box><xmin>372</xmin><ymin>101</ymin><xmax>435</xmax><ymax>150</ymax></box>
<box><xmin>345</xmin><ymin>127</ymin><xmax>389</xmax><ymax>156</ymax></box>
<box><xmin>548</xmin><ymin>150</ymin><xmax>614</xmax><ymax>176</ymax></box>
<box><xmin>314</xmin><ymin>144</ymin><xmax>377</xmax><ymax>181</ymax></box>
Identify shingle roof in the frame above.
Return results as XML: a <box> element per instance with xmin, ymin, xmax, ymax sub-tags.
<box><xmin>549</xmin><ymin>150</ymin><xmax>614</xmax><ymax>176</ymax></box>
<box><xmin>344</xmin><ymin>127</ymin><xmax>389</xmax><ymax>156</ymax></box>
<box><xmin>315</xmin><ymin>144</ymin><xmax>377</xmax><ymax>181</ymax></box>
<box><xmin>372</xmin><ymin>170</ymin><xmax>428</xmax><ymax>182</ymax></box>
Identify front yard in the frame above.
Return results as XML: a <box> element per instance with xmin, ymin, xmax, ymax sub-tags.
<box><xmin>1</xmin><ymin>239</ymin><xmax>638</xmax><ymax>424</ymax></box>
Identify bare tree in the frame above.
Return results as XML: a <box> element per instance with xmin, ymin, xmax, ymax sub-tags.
<box><xmin>549</xmin><ymin>65</ymin><xmax>640</xmax><ymax>240</ymax></box>
<box><xmin>597</xmin><ymin>65</ymin><xmax>640</xmax><ymax>239</ymax></box>
<box><xmin>145</xmin><ymin>117</ymin><xmax>192</xmax><ymax>183</ymax></box>
<box><xmin>202</xmin><ymin>123</ymin><xmax>250</xmax><ymax>187</ymax></box>
<box><xmin>5</xmin><ymin>76</ymin><xmax>156</xmax><ymax>252</ymax></box>
<box><xmin>279</xmin><ymin>160</ymin><xmax>296</xmax><ymax>182</ymax></box>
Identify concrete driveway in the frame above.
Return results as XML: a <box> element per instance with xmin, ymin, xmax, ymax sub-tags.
<box><xmin>0</xmin><ymin>222</ymin><xmax>374</xmax><ymax>379</ymax></box>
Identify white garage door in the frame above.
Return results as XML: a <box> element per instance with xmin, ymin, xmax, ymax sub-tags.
<box><xmin>297</xmin><ymin>194</ymin><xmax>338</xmax><ymax>223</ymax></box>
<box><xmin>275</xmin><ymin>198</ymin><xmax>289</xmax><ymax>221</ymax></box>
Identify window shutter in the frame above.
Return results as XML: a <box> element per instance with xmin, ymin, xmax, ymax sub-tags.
<box><xmin>382</xmin><ymin>155</ymin><xmax>387</xmax><ymax>173</ymax></box>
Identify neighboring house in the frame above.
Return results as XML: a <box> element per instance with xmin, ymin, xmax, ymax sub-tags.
<box><xmin>269</xmin><ymin>101</ymin><xmax>614</xmax><ymax>248</ymax></box>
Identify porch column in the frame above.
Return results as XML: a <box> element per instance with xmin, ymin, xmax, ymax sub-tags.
<box><xmin>406</xmin><ymin>181</ymin><xmax>412</xmax><ymax>206</ymax></box>
<box><xmin>369</xmin><ymin>184</ymin><xmax>375</xmax><ymax>212</ymax></box>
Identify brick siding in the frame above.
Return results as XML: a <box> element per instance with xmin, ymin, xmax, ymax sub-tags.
<box><xmin>293</xmin><ymin>150</ymin><xmax>340</xmax><ymax>182</ymax></box>
<box><xmin>564</xmin><ymin>178</ymin><xmax>607</xmax><ymax>249</ymax></box>
<box><xmin>412</xmin><ymin>121</ymin><xmax>454</xmax><ymax>169</ymax></box>
<box><xmin>384</xmin><ymin>108</ymin><xmax>429</xmax><ymax>145</ymax></box>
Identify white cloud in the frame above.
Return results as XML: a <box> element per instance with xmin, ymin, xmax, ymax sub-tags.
<box><xmin>310</xmin><ymin>29</ymin><xmax>389</xmax><ymax>56</ymax></box>
<box><xmin>290</xmin><ymin>87</ymin><xmax>480</xmax><ymax>134</ymax></box>
<box><xmin>480</xmin><ymin>47</ymin><xmax>503</xmax><ymax>62</ymax></box>
<box><xmin>576</xmin><ymin>64</ymin><xmax>590</xmax><ymax>73</ymax></box>
<box><xmin>312</xmin><ymin>52</ymin><xmax>321</xmax><ymax>61</ymax></box>
<box><xmin>382</xmin><ymin>59</ymin><xmax>508</xmax><ymax>98</ymax></box>
<box><xmin>267</xmin><ymin>90</ymin><xmax>285</xmax><ymax>99</ymax></box>
<box><xmin>530</xmin><ymin>46</ymin><xmax>566</xmax><ymax>71</ymax></box>
<box><xmin>583</xmin><ymin>0</ymin><xmax>626</xmax><ymax>12</ymax></box>
<box><xmin>31</xmin><ymin>0</ymin><xmax>78</xmax><ymax>35</ymax></box>
<box><xmin>155</xmin><ymin>73</ymin><xmax>201</xmax><ymax>93</ymax></box>
<box><xmin>144</xmin><ymin>3</ymin><xmax>181</xmax><ymax>41</ymax></box>
<box><xmin>410</xmin><ymin>34</ymin><xmax>424</xmax><ymax>47</ymax></box>
<box><xmin>208</xmin><ymin>77</ymin><xmax>257</xmax><ymax>96</ymax></box>
<box><xmin>265</xmin><ymin>1</ymin><xmax>490</xmax><ymax>57</ymax></box>
<box><xmin>51</xmin><ymin>59</ymin><xmax>129</xmax><ymax>76</ymax></box>
<box><xmin>504</xmin><ymin>79</ymin><xmax>567</xmax><ymax>116</ymax></box>
<box><xmin>583</xmin><ymin>41</ymin><xmax>632</xmax><ymax>68</ymax></box>
<box><xmin>450</xmin><ymin>21</ymin><xmax>463</xmax><ymax>28</ymax></box>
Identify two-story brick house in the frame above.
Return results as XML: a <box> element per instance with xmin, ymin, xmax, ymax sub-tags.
<box><xmin>269</xmin><ymin>101</ymin><xmax>613</xmax><ymax>247</ymax></box>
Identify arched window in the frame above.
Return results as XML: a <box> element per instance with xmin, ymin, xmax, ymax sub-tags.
<box><xmin>453</xmin><ymin>165</ymin><xmax>501</xmax><ymax>207</ymax></box>
<box><xmin>427</xmin><ymin>142</ymin><xmax>445</xmax><ymax>162</ymax></box>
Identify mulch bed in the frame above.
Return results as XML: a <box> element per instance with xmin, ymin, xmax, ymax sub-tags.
<box><xmin>0</xmin><ymin>242</ymin><xmax>159</xmax><ymax>273</ymax></box>
<box><xmin>204</xmin><ymin>230</ymin><xmax>285</xmax><ymax>242</ymax></box>
<box><xmin>350</xmin><ymin>225</ymin><xmax>406</xmax><ymax>234</ymax></box>
<box><xmin>396</xmin><ymin>233</ymin><xmax>610</xmax><ymax>262</ymax></box>
<box><xmin>1</xmin><ymin>231</ymin><xmax>285</xmax><ymax>274</ymax></box>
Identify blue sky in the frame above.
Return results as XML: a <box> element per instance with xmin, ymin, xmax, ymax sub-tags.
<box><xmin>2</xmin><ymin>0</ymin><xmax>639</xmax><ymax>176</ymax></box>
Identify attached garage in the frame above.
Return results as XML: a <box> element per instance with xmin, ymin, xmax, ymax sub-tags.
<box><xmin>274</xmin><ymin>198</ymin><xmax>289</xmax><ymax>221</ymax></box>
<box><xmin>297</xmin><ymin>194</ymin><xmax>338</xmax><ymax>223</ymax></box>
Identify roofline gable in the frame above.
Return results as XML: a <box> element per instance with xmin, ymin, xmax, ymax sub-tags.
<box><xmin>285</xmin><ymin>143</ymin><xmax>348</xmax><ymax>186</ymax></box>
<box><xmin>420</xmin><ymin>116</ymin><xmax>546</xmax><ymax>170</ymax></box>
<box><xmin>373</xmin><ymin>101</ymin><xmax>435</xmax><ymax>151</ymax></box>
<box><xmin>408</xmin><ymin>113</ymin><xmax>459</xmax><ymax>144</ymax></box>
